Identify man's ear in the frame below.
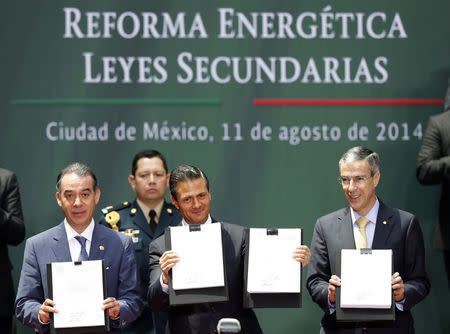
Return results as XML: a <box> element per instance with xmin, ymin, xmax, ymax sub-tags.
<box><xmin>128</xmin><ymin>174</ymin><xmax>136</xmax><ymax>190</ymax></box>
<box><xmin>55</xmin><ymin>192</ymin><xmax>62</xmax><ymax>207</ymax></box>
<box><xmin>170</xmin><ymin>194</ymin><xmax>179</xmax><ymax>210</ymax></box>
<box><xmin>373</xmin><ymin>170</ymin><xmax>381</xmax><ymax>188</ymax></box>
<box><xmin>95</xmin><ymin>188</ymin><xmax>101</xmax><ymax>205</ymax></box>
<box><xmin>166</xmin><ymin>173</ymin><xmax>170</xmax><ymax>188</ymax></box>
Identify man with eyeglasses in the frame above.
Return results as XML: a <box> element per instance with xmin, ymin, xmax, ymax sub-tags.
<box><xmin>15</xmin><ymin>162</ymin><xmax>142</xmax><ymax>333</ymax></box>
<box><xmin>99</xmin><ymin>149</ymin><xmax>182</xmax><ymax>334</ymax></box>
<box><xmin>307</xmin><ymin>146</ymin><xmax>430</xmax><ymax>334</ymax></box>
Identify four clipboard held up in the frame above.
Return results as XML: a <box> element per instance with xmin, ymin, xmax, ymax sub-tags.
<box><xmin>243</xmin><ymin>228</ymin><xmax>303</xmax><ymax>308</ymax></box>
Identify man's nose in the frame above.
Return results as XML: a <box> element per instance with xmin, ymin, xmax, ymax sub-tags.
<box><xmin>73</xmin><ymin>195</ymin><xmax>82</xmax><ymax>206</ymax></box>
<box><xmin>192</xmin><ymin>197</ymin><xmax>201</xmax><ymax>208</ymax></box>
<box><xmin>149</xmin><ymin>173</ymin><xmax>155</xmax><ymax>183</ymax></box>
<box><xmin>348</xmin><ymin>178</ymin><xmax>357</xmax><ymax>191</ymax></box>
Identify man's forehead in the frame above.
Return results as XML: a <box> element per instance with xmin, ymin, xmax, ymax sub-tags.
<box><xmin>59</xmin><ymin>174</ymin><xmax>95</xmax><ymax>190</ymax></box>
<box><xmin>137</xmin><ymin>157</ymin><xmax>165</xmax><ymax>170</ymax></box>
<box><xmin>176</xmin><ymin>178</ymin><xmax>208</xmax><ymax>195</ymax></box>
<box><xmin>340</xmin><ymin>160</ymin><xmax>370</xmax><ymax>173</ymax></box>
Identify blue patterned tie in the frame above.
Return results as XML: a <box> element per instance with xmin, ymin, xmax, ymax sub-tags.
<box><xmin>74</xmin><ymin>236</ymin><xmax>89</xmax><ymax>261</ymax></box>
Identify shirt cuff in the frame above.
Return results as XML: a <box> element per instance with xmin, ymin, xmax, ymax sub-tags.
<box><xmin>328</xmin><ymin>299</ymin><xmax>336</xmax><ymax>314</ymax></box>
<box><xmin>160</xmin><ymin>273</ymin><xmax>169</xmax><ymax>294</ymax></box>
<box><xmin>395</xmin><ymin>298</ymin><xmax>406</xmax><ymax>311</ymax></box>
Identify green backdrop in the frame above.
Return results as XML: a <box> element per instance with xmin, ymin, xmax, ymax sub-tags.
<box><xmin>1</xmin><ymin>1</ymin><xmax>449</xmax><ymax>333</ymax></box>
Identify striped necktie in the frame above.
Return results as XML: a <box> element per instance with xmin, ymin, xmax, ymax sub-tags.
<box><xmin>74</xmin><ymin>235</ymin><xmax>89</xmax><ymax>261</ymax></box>
<box><xmin>355</xmin><ymin>217</ymin><xmax>370</xmax><ymax>249</ymax></box>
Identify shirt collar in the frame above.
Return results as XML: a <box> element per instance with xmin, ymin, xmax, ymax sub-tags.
<box><xmin>351</xmin><ymin>198</ymin><xmax>380</xmax><ymax>226</ymax></box>
<box><xmin>64</xmin><ymin>218</ymin><xmax>95</xmax><ymax>242</ymax></box>
<box><xmin>181</xmin><ymin>214</ymin><xmax>212</xmax><ymax>226</ymax></box>
<box><xmin>136</xmin><ymin>198</ymin><xmax>165</xmax><ymax>222</ymax></box>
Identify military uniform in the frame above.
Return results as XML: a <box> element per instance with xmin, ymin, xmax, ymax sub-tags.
<box><xmin>99</xmin><ymin>200</ymin><xmax>181</xmax><ymax>334</ymax></box>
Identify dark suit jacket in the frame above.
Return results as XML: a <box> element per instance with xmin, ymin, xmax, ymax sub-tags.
<box><xmin>100</xmin><ymin>200</ymin><xmax>181</xmax><ymax>300</ymax></box>
<box><xmin>15</xmin><ymin>222</ymin><xmax>143</xmax><ymax>333</ymax></box>
<box><xmin>0</xmin><ymin>168</ymin><xmax>25</xmax><ymax>316</ymax></box>
<box><xmin>416</xmin><ymin>109</ymin><xmax>450</xmax><ymax>249</ymax></box>
<box><xmin>99</xmin><ymin>200</ymin><xmax>181</xmax><ymax>334</ymax></box>
<box><xmin>147</xmin><ymin>222</ymin><xmax>263</xmax><ymax>334</ymax></box>
<box><xmin>307</xmin><ymin>201</ymin><xmax>430</xmax><ymax>334</ymax></box>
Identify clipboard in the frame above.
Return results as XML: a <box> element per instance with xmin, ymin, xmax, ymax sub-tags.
<box><xmin>336</xmin><ymin>249</ymin><xmax>395</xmax><ymax>322</ymax></box>
<box><xmin>166</xmin><ymin>224</ymin><xmax>228</xmax><ymax>305</ymax></box>
<box><xmin>243</xmin><ymin>228</ymin><xmax>302</xmax><ymax>308</ymax></box>
<box><xmin>47</xmin><ymin>260</ymin><xmax>109</xmax><ymax>334</ymax></box>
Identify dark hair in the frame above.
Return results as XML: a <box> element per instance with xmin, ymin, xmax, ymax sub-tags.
<box><xmin>56</xmin><ymin>162</ymin><xmax>98</xmax><ymax>191</ymax></box>
<box><xmin>339</xmin><ymin>146</ymin><xmax>380</xmax><ymax>175</ymax></box>
<box><xmin>131</xmin><ymin>149</ymin><xmax>168</xmax><ymax>175</ymax></box>
<box><xmin>169</xmin><ymin>164</ymin><xmax>209</xmax><ymax>199</ymax></box>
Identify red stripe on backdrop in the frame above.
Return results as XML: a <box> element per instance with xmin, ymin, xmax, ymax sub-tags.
<box><xmin>253</xmin><ymin>99</ymin><xmax>445</xmax><ymax>106</ymax></box>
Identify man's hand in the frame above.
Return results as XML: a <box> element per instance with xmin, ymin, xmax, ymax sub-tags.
<box><xmin>392</xmin><ymin>272</ymin><xmax>405</xmax><ymax>302</ymax></box>
<box><xmin>38</xmin><ymin>299</ymin><xmax>57</xmax><ymax>324</ymax></box>
<box><xmin>102</xmin><ymin>297</ymin><xmax>121</xmax><ymax>319</ymax></box>
<box><xmin>159</xmin><ymin>250</ymin><xmax>180</xmax><ymax>285</ymax></box>
<box><xmin>292</xmin><ymin>245</ymin><xmax>311</xmax><ymax>267</ymax></box>
<box><xmin>328</xmin><ymin>275</ymin><xmax>341</xmax><ymax>304</ymax></box>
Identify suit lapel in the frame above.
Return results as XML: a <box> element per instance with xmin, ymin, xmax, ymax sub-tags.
<box><xmin>89</xmin><ymin>224</ymin><xmax>108</xmax><ymax>260</ymax></box>
<box><xmin>50</xmin><ymin>223</ymin><xmax>72</xmax><ymax>261</ymax></box>
<box><xmin>372</xmin><ymin>201</ymin><xmax>395</xmax><ymax>249</ymax></box>
<box><xmin>337</xmin><ymin>208</ymin><xmax>357</xmax><ymax>249</ymax></box>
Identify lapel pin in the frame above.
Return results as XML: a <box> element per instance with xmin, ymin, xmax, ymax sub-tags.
<box><xmin>99</xmin><ymin>245</ymin><xmax>105</xmax><ymax>251</ymax></box>
<box><xmin>382</xmin><ymin>221</ymin><xmax>387</xmax><ymax>225</ymax></box>
<box><xmin>167</xmin><ymin>208</ymin><xmax>173</xmax><ymax>215</ymax></box>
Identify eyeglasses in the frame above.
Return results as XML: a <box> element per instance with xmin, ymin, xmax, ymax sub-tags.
<box><xmin>338</xmin><ymin>175</ymin><xmax>372</xmax><ymax>186</ymax></box>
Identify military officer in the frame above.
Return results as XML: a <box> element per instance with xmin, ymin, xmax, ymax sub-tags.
<box><xmin>100</xmin><ymin>150</ymin><xmax>182</xmax><ymax>334</ymax></box>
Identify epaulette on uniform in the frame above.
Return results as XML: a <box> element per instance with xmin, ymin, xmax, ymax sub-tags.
<box><xmin>101</xmin><ymin>201</ymin><xmax>131</xmax><ymax>232</ymax></box>
<box><xmin>101</xmin><ymin>201</ymin><xmax>131</xmax><ymax>215</ymax></box>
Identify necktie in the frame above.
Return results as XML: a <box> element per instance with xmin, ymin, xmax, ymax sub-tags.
<box><xmin>74</xmin><ymin>235</ymin><xmax>89</xmax><ymax>261</ymax></box>
<box><xmin>149</xmin><ymin>209</ymin><xmax>157</xmax><ymax>233</ymax></box>
<box><xmin>355</xmin><ymin>216</ymin><xmax>370</xmax><ymax>249</ymax></box>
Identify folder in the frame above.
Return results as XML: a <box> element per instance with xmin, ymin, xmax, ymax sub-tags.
<box><xmin>336</xmin><ymin>249</ymin><xmax>395</xmax><ymax>322</ymax></box>
<box><xmin>166</xmin><ymin>223</ymin><xmax>228</xmax><ymax>305</ymax></box>
<box><xmin>243</xmin><ymin>228</ymin><xmax>302</xmax><ymax>308</ymax></box>
<box><xmin>47</xmin><ymin>260</ymin><xmax>109</xmax><ymax>334</ymax></box>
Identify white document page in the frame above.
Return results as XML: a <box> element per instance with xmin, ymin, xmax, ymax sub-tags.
<box><xmin>51</xmin><ymin>260</ymin><xmax>105</xmax><ymax>328</ymax></box>
<box><xmin>247</xmin><ymin>228</ymin><xmax>301</xmax><ymax>293</ymax></box>
<box><xmin>340</xmin><ymin>249</ymin><xmax>392</xmax><ymax>308</ymax></box>
<box><xmin>170</xmin><ymin>223</ymin><xmax>224</xmax><ymax>290</ymax></box>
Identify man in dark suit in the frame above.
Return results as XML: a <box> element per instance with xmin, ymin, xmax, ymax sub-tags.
<box><xmin>15</xmin><ymin>162</ymin><xmax>142</xmax><ymax>333</ymax></box>
<box><xmin>307</xmin><ymin>146</ymin><xmax>430</xmax><ymax>334</ymax></box>
<box><xmin>148</xmin><ymin>164</ymin><xmax>310</xmax><ymax>334</ymax></box>
<box><xmin>100</xmin><ymin>149</ymin><xmax>181</xmax><ymax>334</ymax></box>
<box><xmin>416</xmin><ymin>80</ymin><xmax>450</xmax><ymax>287</ymax></box>
<box><xmin>0</xmin><ymin>168</ymin><xmax>25</xmax><ymax>334</ymax></box>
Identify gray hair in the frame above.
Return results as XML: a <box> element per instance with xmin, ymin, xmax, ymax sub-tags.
<box><xmin>56</xmin><ymin>162</ymin><xmax>98</xmax><ymax>191</ymax></box>
<box><xmin>339</xmin><ymin>146</ymin><xmax>380</xmax><ymax>175</ymax></box>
